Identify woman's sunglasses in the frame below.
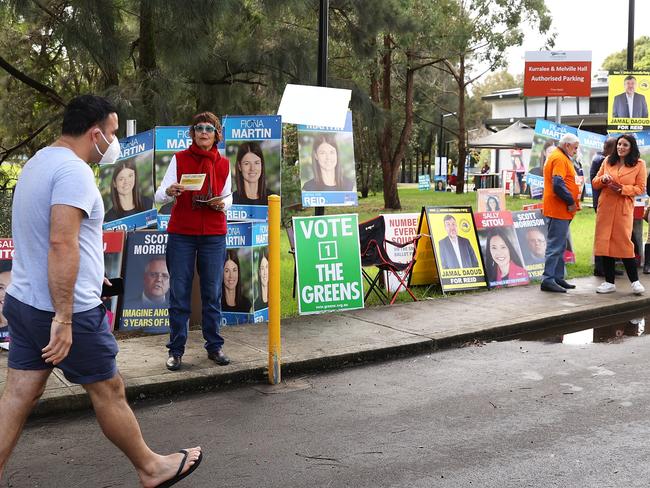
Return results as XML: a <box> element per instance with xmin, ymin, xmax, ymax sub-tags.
<box><xmin>194</xmin><ymin>124</ymin><xmax>217</xmax><ymax>133</ymax></box>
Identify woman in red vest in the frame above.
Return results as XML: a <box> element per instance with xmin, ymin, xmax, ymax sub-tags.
<box><xmin>155</xmin><ymin>112</ymin><xmax>232</xmax><ymax>371</ymax></box>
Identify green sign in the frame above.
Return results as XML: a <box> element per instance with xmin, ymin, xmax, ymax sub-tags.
<box><xmin>293</xmin><ymin>214</ymin><xmax>364</xmax><ymax>314</ymax></box>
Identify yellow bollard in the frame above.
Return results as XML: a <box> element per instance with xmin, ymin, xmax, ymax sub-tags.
<box><xmin>268</xmin><ymin>194</ymin><xmax>281</xmax><ymax>384</ymax></box>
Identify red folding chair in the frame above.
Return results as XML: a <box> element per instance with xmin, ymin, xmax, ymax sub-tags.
<box><xmin>358</xmin><ymin>216</ymin><xmax>421</xmax><ymax>305</ymax></box>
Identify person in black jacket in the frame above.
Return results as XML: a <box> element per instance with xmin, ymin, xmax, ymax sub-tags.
<box><xmin>590</xmin><ymin>137</ymin><xmax>617</xmax><ymax>277</ymax></box>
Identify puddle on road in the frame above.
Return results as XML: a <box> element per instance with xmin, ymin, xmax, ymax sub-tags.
<box><xmin>506</xmin><ymin>316</ymin><xmax>648</xmax><ymax>345</ymax></box>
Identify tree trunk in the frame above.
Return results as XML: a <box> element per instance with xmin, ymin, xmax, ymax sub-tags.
<box><xmin>377</xmin><ymin>35</ymin><xmax>401</xmax><ymax>209</ymax></box>
<box><xmin>456</xmin><ymin>56</ymin><xmax>467</xmax><ymax>194</ymax></box>
<box><xmin>139</xmin><ymin>0</ymin><xmax>157</xmax><ymax>128</ymax></box>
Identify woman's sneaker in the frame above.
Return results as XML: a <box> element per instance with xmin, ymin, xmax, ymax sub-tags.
<box><xmin>631</xmin><ymin>281</ymin><xmax>645</xmax><ymax>295</ymax></box>
<box><xmin>596</xmin><ymin>282</ymin><xmax>616</xmax><ymax>294</ymax></box>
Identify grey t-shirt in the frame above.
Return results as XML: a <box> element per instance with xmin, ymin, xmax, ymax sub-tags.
<box><xmin>8</xmin><ymin>146</ymin><xmax>104</xmax><ymax>313</ymax></box>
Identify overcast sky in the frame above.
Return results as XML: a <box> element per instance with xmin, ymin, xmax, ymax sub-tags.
<box><xmin>505</xmin><ymin>0</ymin><xmax>650</xmax><ymax>74</ymax></box>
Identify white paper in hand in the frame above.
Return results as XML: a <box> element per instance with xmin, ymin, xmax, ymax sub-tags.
<box><xmin>179</xmin><ymin>173</ymin><xmax>207</xmax><ymax>191</ymax></box>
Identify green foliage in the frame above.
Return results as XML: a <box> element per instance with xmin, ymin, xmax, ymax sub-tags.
<box><xmin>602</xmin><ymin>36</ymin><xmax>650</xmax><ymax>71</ymax></box>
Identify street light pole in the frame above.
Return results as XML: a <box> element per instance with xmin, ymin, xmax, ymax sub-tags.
<box><xmin>438</xmin><ymin>112</ymin><xmax>456</xmax><ymax>177</ymax></box>
<box><xmin>317</xmin><ymin>0</ymin><xmax>329</xmax><ymax>87</ymax></box>
<box><xmin>627</xmin><ymin>0</ymin><xmax>635</xmax><ymax>70</ymax></box>
<box><xmin>315</xmin><ymin>0</ymin><xmax>329</xmax><ymax>217</ymax></box>
<box><xmin>437</xmin><ymin>113</ymin><xmax>444</xmax><ymax>177</ymax></box>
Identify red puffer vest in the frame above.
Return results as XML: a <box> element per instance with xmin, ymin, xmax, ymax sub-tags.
<box><xmin>167</xmin><ymin>143</ymin><xmax>229</xmax><ymax>235</ymax></box>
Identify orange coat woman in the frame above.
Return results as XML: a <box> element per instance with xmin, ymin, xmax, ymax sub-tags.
<box><xmin>592</xmin><ymin>133</ymin><xmax>647</xmax><ymax>295</ymax></box>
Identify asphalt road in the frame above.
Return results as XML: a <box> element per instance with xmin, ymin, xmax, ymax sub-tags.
<box><xmin>5</xmin><ymin>331</ymin><xmax>650</xmax><ymax>487</ymax></box>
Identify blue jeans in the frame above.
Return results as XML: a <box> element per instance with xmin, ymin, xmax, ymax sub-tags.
<box><xmin>542</xmin><ymin>217</ymin><xmax>571</xmax><ymax>284</ymax></box>
<box><xmin>166</xmin><ymin>233</ymin><xmax>226</xmax><ymax>357</ymax></box>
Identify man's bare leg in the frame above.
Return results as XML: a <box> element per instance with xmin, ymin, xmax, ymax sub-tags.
<box><xmin>83</xmin><ymin>374</ymin><xmax>201</xmax><ymax>488</ymax></box>
<box><xmin>0</xmin><ymin>368</ymin><xmax>52</xmax><ymax>477</ymax></box>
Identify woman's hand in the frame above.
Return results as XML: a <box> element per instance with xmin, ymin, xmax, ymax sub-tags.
<box><xmin>601</xmin><ymin>174</ymin><xmax>612</xmax><ymax>184</ymax></box>
<box><xmin>208</xmin><ymin>200</ymin><xmax>225</xmax><ymax>212</ymax></box>
<box><xmin>607</xmin><ymin>182</ymin><xmax>622</xmax><ymax>193</ymax></box>
<box><xmin>166</xmin><ymin>183</ymin><xmax>185</xmax><ymax>197</ymax></box>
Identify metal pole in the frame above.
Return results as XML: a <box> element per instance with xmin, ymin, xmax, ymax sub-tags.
<box><xmin>317</xmin><ymin>0</ymin><xmax>329</xmax><ymax>87</ymax></box>
<box><xmin>555</xmin><ymin>97</ymin><xmax>561</xmax><ymax>124</ymax></box>
<box><xmin>268</xmin><ymin>194</ymin><xmax>281</xmax><ymax>385</ymax></box>
<box><xmin>627</xmin><ymin>0</ymin><xmax>635</xmax><ymax>70</ymax></box>
<box><xmin>315</xmin><ymin>0</ymin><xmax>329</xmax><ymax>217</ymax></box>
<box><xmin>126</xmin><ymin>119</ymin><xmax>137</xmax><ymax>137</ymax></box>
<box><xmin>437</xmin><ymin>113</ymin><xmax>443</xmax><ymax>177</ymax></box>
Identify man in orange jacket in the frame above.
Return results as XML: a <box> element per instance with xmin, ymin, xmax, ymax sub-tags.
<box><xmin>541</xmin><ymin>133</ymin><xmax>581</xmax><ymax>293</ymax></box>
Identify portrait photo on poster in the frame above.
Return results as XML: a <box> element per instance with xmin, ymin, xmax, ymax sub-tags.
<box><xmin>434</xmin><ymin>176</ymin><xmax>447</xmax><ymax>192</ymax></box>
<box><xmin>479</xmin><ymin>226</ymin><xmax>530</xmax><ymax>288</ymax></box>
<box><xmin>299</xmin><ymin>131</ymin><xmax>356</xmax><ymax>192</ymax></box>
<box><xmin>253</xmin><ymin>247</ymin><xmax>269</xmax><ymax>311</ymax></box>
<box><xmin>436</xmin><ymin>213</ymin><xmax>480</xmax><ymax>270</ymax></box>
<box><xmin>226</xmin><ymin>140</ymin><xmax>281</xmax><ymax>206</ymax></box>
<box><xmin>123</xmin><ymin>255</ymin><xmax>170</xmax><ymax>309</ymax></box>
<box><xmin>100</xmin><ymin>155</ymin><xmax>154</xmax><ymax>222</ymax></box>
<box><xmin>222</xmin><ymin>248</ymin><xmax>253</xmax><ymax>315</ymax></box>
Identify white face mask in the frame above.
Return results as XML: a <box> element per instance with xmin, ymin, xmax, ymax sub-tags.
<box><xmin>95</xmin><ymin>130</ymin><xmax>121</xmax><ymax>165</ymax></box>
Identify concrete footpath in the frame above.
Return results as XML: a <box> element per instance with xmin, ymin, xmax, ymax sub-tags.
<box><xmin>2</xmin><ymin>274</ymin><xmax>650</xmax><ymax>416</ymax></box>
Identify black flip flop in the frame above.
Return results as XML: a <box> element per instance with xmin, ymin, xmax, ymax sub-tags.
<box><xmin>155</xmin><ymin>449</ymin><xmax>203</xmax><ymax>488</ymax></box>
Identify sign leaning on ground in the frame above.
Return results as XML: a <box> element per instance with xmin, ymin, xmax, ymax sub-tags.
<box><xmin>418</xmin><ymin>174</ymin><xmax>431</xmax><ymax>191</ymax></box>
<box><xmin>423</xmin><ymin>206</ymin><xmax>487</xmax><ymax>293</ymax></box>
<box><xmin>293</xmin><ymin>214</ymin><xmax>364</xmax><ymax>314</ymax></box>
<box><xmin>523</xmin><ymin>50</ymin><xmax>591</xmax><ymax>97</ymax></box>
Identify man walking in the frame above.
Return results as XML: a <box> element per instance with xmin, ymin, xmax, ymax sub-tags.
<box><xmin>540</xmin><ymin>133</ymin><xmax>581</xmax><ymax>293</ymax></box>
<box><xmin>0</xmin><ymin>95</ymin><xmax>203</xmax><ymax>487</ymax></box>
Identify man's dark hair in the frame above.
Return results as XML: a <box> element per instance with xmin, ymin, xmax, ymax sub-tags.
<box><xmin>443</xmin><ymin>214</ymin><xmax>456</xmax><ymax>223</ymax></box>
<box><xmin>62</xmin><ymin>95</ymin><xmax>117</xmax><ymax>136</ymax></box>
<box><xmin>624</xmin><ymin>75</ymin><xmax>636</xmax><ymax>83</ymax></box>
<box><xmin>0</xmin><ymin>260</ymin><xmax>11</xmax><ymax>273</ymax></box>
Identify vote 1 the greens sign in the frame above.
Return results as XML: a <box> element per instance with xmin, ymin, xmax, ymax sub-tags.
<box><xmin>293</xmin><ymin>214</ymin><xmax>364</xmax><ymax>314</ymax></box>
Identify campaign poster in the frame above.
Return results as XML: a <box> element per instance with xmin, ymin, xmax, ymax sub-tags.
<box><xmin>528</xmin><ymin>119</ymin><xmax>577</xmax><ymax>177</ymax></box>
<box><xmin>298</xmin><ymin>111</ymin><xmax>358</xmax><ymax>208</ymax></box>
<box><xmin>154</xmin><ymin>126</ymin><xmax>192</xmax><ymax>217</ymax></box>
<box><xmin>252</xmin><ymin>245</ymin><xmax>269</xmax><ymax>323</ymax></box>
<box><xmin>223</xmin><ymin>115</ymin><xmax>282</xmax><ymax>222</ymax></box>
<box><xmin>102</xmin><ymin>231</ymin><xmax>126</xmax><ymax>331</ymax></box>
<box><xmin>0</xmin><ymin>238</ymin><xmax>14</xmax><ymax>349</ymax></box>
<box><xmin>475</xmin><ymin>211</ymin><xmax>530</xmax><ymax>288</ymax></box>
<box><xmin>222</xmin><ymin>245</ymin><xmax>254</xmax><ymax>325</ymax></box>
<box><xmin>526</xmin><ymin>173</ymin><xmax>544</xmax><ymax>199</ymax></box>
<box><xmin>154</xmin><ymin>125</ymin><xmax>228</xmax><ymax>226</ymax></box>
<box><xmin>608</xmin><ymin>131</ymin><xmax>650</xmax><ymax>163</ymax></box>
<box><xmin>607</xmin><ymin>71</ymin><xmax>650</xmax><ymax>132</ymax></box>
<box><xmin>512</xmin><ymin>210</ymin><xmax>546</xmax><ymax>280</ymax></box>
<box><xmin>476</xmin><ymin>188</ymin><xmax>506</xmax><ymax>213</ymax></box>
<box><xmin>223</xmin><ymin>221</ymin><xmax>268</xmax><ymax>325</ymax></box>
<box><xmin>576</xmin><ymin>128</ymin><xmax>606</xmax><ymax>207</ymax></box>
<box><xmin>100</xmin><ymin>130</ymin><xmax>156</xmax><ymax>231</ymax></box>
<box><xmin>426</xmin><ymin>206</ymin><xmax>487</xmax><ymax>292</ymax></box>
<box><xmin>381</xmin><ymin>213</ymin><xmax>420</xmax><ymax>293</ymax></box>
<box><xmin>418</xmin><ymin>174</ymin><xmax>431</xmax><ymax>191</ymax></box>
<box><xmin>434</xmin><ymin>176</ymin><xmax>447</xmax><ymax>192</ymax></box>
<box><xmin>120</xmin><ymin>231</ymin><xmax>170</xmax><ymax>334</ymax></box>
<box><xmin>293</xmin><ymin>214</ymin><xmax>364</xmax><ymax>314</ymax></box>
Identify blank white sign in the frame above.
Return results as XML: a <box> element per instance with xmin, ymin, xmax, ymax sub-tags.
<box><xmin>277</xmin><ymin>84</ymin><xmax>352</xmax><ymax>128</ymax></box>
